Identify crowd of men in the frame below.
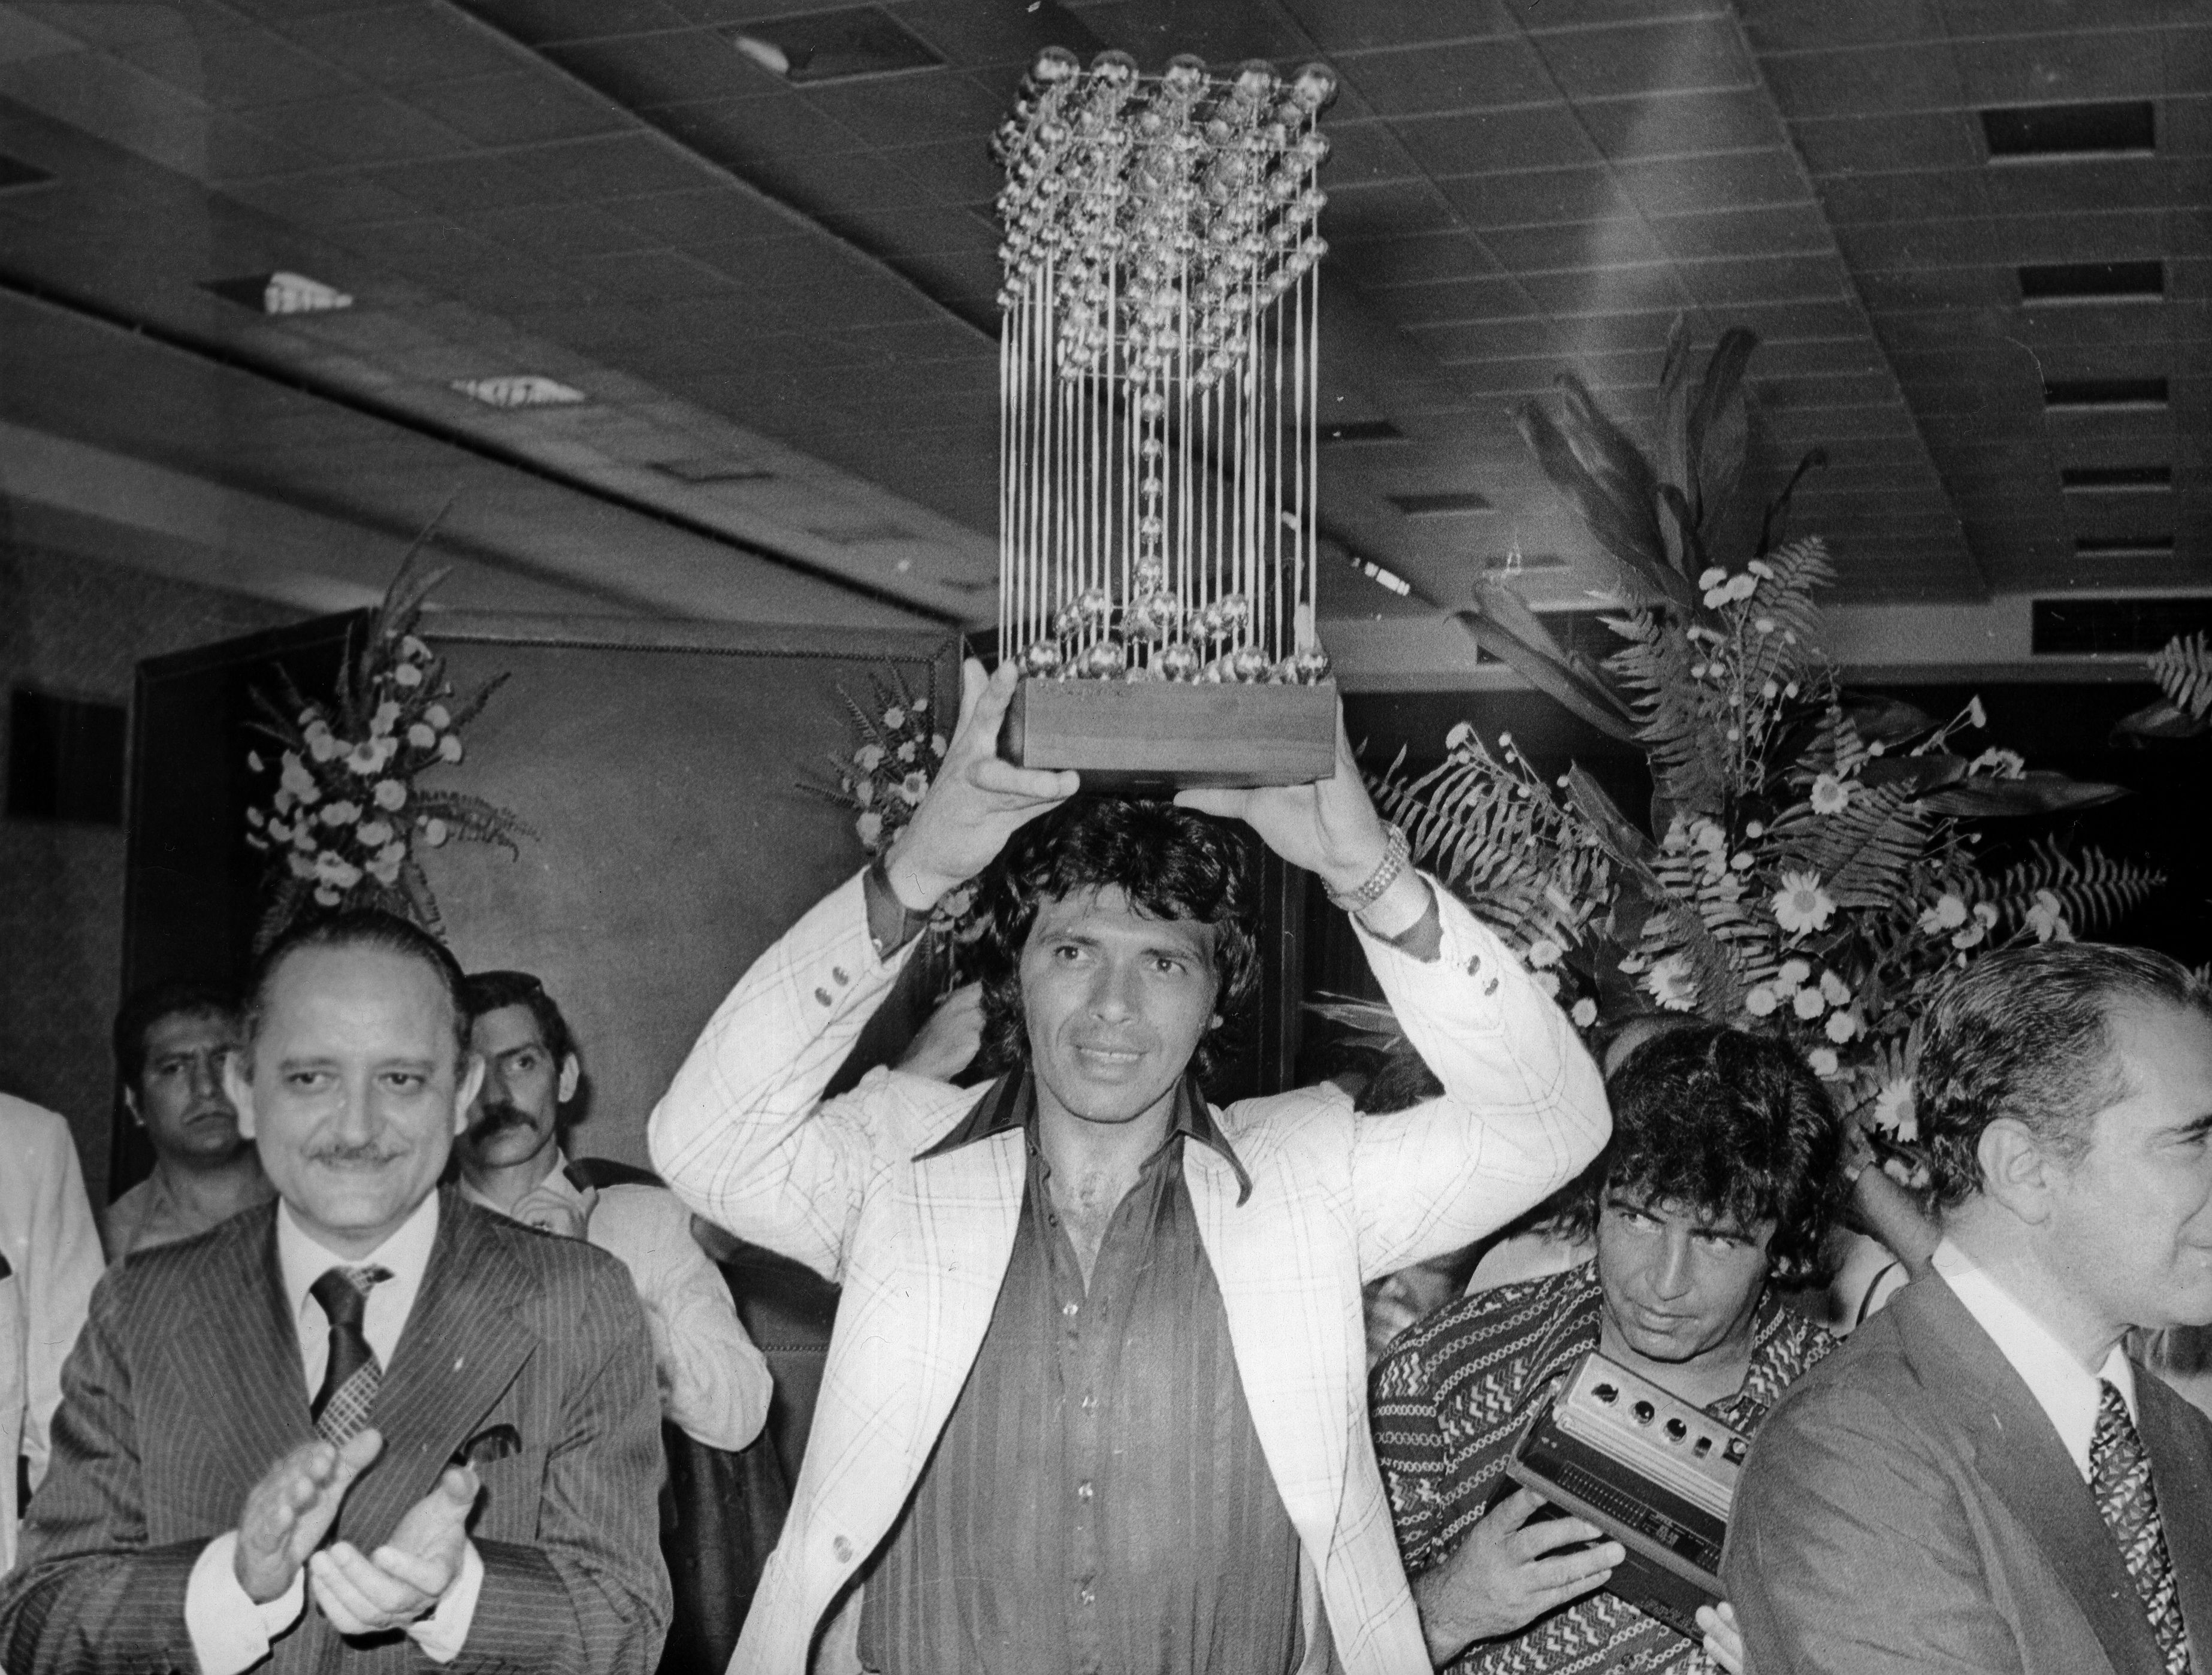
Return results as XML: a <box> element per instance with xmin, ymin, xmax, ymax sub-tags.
<box><xmin>1</xmin><ymin>657</ymin><xmax>2207</xmax><ymax>1675</ymax></box>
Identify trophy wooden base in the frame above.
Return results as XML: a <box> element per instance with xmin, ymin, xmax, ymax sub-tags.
<box><xmin>1001</xmin><ymin>677</ymin><xmax>1338</xmax><ymax>791</ymax></box>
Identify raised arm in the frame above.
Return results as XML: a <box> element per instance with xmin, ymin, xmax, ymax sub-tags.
<box><xmin>650</xmin><ymin>660</ymin><xmax>1074</xmax><ymax>1278</ymax></box>
<box><xmin>1179</xmin><ymin>710</ymin><xmax>1609</xmax><ymax>1280</ymax></box>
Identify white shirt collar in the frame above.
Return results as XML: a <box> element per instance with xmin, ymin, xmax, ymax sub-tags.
<box><xmin>456</xmin><ymin>1147</ymin><xmax>576</xmax><ymax>1217</ymax></box>
<box><xmin>1932</xmin><ymin>1238</ymin><xmax>2137</xmax><ymax>1481</ymax></box>
<box><xmin>277</xmin><ymin>1190</ymin><xmax>442</xmax><ymax>1386</ymax></box>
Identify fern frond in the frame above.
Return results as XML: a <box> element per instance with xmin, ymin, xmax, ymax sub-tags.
<box><xmin>1770</xmin><ymin>783</ymin><xmax>1929</xmax><ymax>910</ymax></box>
<box><xmin>2148</xmin><ymin>633</ymin><xmax>2212</xmax><ymax>720</ymax></box>
<box><xmin>1974</xmin><ymin>839</ymin><xmax>2165</xmax><ymax>934</ymax></box>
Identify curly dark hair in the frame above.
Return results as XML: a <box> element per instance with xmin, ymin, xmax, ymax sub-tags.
<box><xmin>1915</xmin><ymin>941</ymin><xmax>2212</xmax><ymax>1211</ymax></box>
<box><xmin>1557</xmin><ymin>1023</ymin><xmax>1844</xmax><ymax>1286</ymax></box>
<box><xmin>970</xmin><ymin>796</ymin><xmax>1259</xmax><ymax>1083</ymax></box>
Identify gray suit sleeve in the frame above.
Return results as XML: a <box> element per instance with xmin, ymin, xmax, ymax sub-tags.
<box><xmin>1724</xmin><ymin>1383</ymin><xmax>2024</xmax><ymax>1675</ymax></box>
<box><xmin>0</xmin><ymin>1274</ymin><xmax>204</xmax><ymax>1673</ymax></box>
<box><xmin>458</xmin><ymin>1257</ymin><xmax>673</xmax><ymax>1675</ymax></box>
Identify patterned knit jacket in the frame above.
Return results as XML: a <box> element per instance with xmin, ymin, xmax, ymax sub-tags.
<box><xmin>1370</xmin><ymin>1261</ymin><xmax>1835</xmax><ymax>1675</ymax></box>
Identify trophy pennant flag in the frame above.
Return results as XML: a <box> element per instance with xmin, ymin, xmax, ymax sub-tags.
<box><xmin>992</xmin><ymin>47</ymin><xmax>1343</xmax><ymax>789</ymax></box>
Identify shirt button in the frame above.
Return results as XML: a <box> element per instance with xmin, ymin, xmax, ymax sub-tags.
<box><xmin>1077</xmin><ymin>1586</ymin><xmax>1096</xmax><ymax>1607</ymax></box>
<box><xmin>832</xmin><ymin>1536</ymin><xmax>854</xmax><ymax>1563</ymax></box>
<box><xmin>1062</xmin><ymin>1301</ymin><xmax>1079</xmax><ymax>1318</ymax></box>
<box><xmin>1075</xmin><ymin>1480</ymin><xmax>1094</xmax><ymax>1501</ymax></box>
<box><xmin>1080</xmin><ymin>1392</ymin><xmax>1098</xmax><ymax>1411</ymax></box>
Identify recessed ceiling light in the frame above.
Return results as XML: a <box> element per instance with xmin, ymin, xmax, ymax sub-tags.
<box><xmin>2018</xmin><ymin>261</ymin><xmax>2163</xmax><ymax>304</ymax></box>
<box><xmin>451</xmin><ymin>376</ymin><xmax>587</xmax><ymax>409</ymax></box>
<box><xmin>2060</xmin><ymin>464</ymin><xmax>2172</xmax><ymax>491</ymax></box>
<box><xmin>0</xmin><ymin>154</ymin><xmax>53</xmax><ymax>192</ymax></box>
<box><xmin>1320</xmin><ymin>419</ymin><xmax>1405</xmax><ymax>445</ymax></box>
<box><xmin>2074</xmin><ymin>534</ymin><xmax>2176</xmax><ymax>553</ymax></box>
<box><xmin>726</xmin><ymin>7</ymin><xmax>943</xmax><ymax>84</ymax></box>
<box><xmin>204</xmin><ymin>271</ymin><xmax>354</xmax><ymax>316</ymax></box>
<box><xmin>2043</xmin><ymin>377</ymin><xmax>2168</xmax><ymax>410</ymax></box>
<box><xmin>1981</xmin><ymin>100</ymin><xmax>2154</xmax><ymax>160</ymax></box>
<box><xmin>651</xmin><ymin>458</ymin><xmax>775</xmax><ymax>484</ymax></box>
<box><xmin>1391</xmin><ymin>491</ymin><xmax>1497</xmax><ymax>516</ymax></box>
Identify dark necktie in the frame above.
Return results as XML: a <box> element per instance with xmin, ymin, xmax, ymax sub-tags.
<box><xmin>2091</xmin><ymin>1379</ymin><xmax>2191</xmax><ymax>1675</ymax></box>
<box><xmin>309</xmin><ymin>1265</ymin><xmax>391</xmax><ymax>1445</ymax></box>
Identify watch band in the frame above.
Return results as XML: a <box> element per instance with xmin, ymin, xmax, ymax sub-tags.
<box><xmin>1326</xmin><ymin>822</ymin><xmax>1411</xmax><ymax>914</ymax></box>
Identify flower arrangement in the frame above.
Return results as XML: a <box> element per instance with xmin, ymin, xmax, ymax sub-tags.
<box><xmin>1359</xmin><ymin>322</ymin><xmax>2163</xmax><ymax>1139</ymax></box>
<box><xmin>804</xmin><ymin>664</ymin><xmax>983</xmax><ymax>940</ymax></box>
<box><xmin>244</xmin><ymin>550</ymin><xmax>527</xmax><ymax>947</ymax></box>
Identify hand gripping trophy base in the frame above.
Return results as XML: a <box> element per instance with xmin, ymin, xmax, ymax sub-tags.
<box><xmin>1000</xmin><ymin>676</ymin><xmax>1338</xmax><ymax>792</ymax></box>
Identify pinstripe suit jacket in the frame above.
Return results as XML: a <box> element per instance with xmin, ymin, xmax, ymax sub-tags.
<box><xmin>650</xmin><ymin>870</ymin><xmax>1610</xmax><ymax>1675</ymax></box>
<box><xmin>0</xmin><ymin>1189</ymin><xmax>672</xmax><ymax>1675</ymax></box>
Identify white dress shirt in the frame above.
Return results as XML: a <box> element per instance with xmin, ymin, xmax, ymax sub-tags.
<box><xmin>460</xmin><ymin>1150</ymin><xmax>771</xmax><ymax>1452</ymax></box>
<box><xmin>1933</xmin><ymin>1238</ymin><xmax>2140</xmax><ymax>1482</ymax></box>
<box><xmin>185</xmin><ymin>1193</ymin><xmax>486</xmax><ymax>1674</ymax></box>
<box><xmin>0</xmin><ymin>1094</ymin><xmax>104</xmax><ymax>1576</ymax></box>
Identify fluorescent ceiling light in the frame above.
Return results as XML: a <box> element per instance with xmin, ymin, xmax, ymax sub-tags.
<box><xmin>726</xmin><ymin>8</ymin><xmax>943</xmax><ymax>84</ymax></box>
<box><xmin>205</xmin><ymin>270</ymin><xmax>353</xmax><ymax>316</ymax></box>
<box><xmin>451</xmin><ymin>376</ymin><xmax>587</xmax><ymax>409</ymax></box>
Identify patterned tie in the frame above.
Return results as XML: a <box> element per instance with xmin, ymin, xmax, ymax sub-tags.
<box><xmin>2091</xmin><ymin>1379</ymin><xmax>2191</xmax><ymax>1675</ymax></box>
<box><xmin>309</xmin><ymin>1265</ymin><xmax>391</xmax><ymax>1445</ymax></box>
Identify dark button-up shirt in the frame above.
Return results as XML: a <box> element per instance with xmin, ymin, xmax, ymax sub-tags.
<box><xmin>856</xmin><ymin>1071</ymin><xmax>1304</xmax><ymax>1675</ymax></box>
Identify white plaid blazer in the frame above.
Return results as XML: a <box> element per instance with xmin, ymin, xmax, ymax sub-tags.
<box><xmin>651</xmin><ymin>870</ymin><xmax>1609</xmax><ymax>1675</ymax></box>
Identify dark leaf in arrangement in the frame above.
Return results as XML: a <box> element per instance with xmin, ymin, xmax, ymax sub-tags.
<box><xmin>1917</xmin><ymin>772</ymin><xmax>2130</xmax><ymax>818</ymax></box>
<box><xmin>1758</xmin><ymin>447</ymin><xmax>1827</xmax><ymax>556</ymax></box>
<box><xmin>1686</xmin><ymin>328</ymin><xmax>1755</xmax><ymax>537</ymax></box>
<box><xmin>1453</xmin><ymin>592</ymin><xmax>1638</xmax><ymax>742</ymax></box>
<box><xmin>1655</xmin><ymin>316</ymin><xmax>1696</xmax><ymax>512</ymax></box>
<box><xmin>1563</xmin><ymin>765</ymin><xmax>1662</xmax><ymax>881</ymax></box>
<box><xmin>1515</xmin><ymin>388</ymin><xmax>1698</xmax><ymax>614</ymax></box>
<box><xmin>2110</xmin><ymin>698</ymin><xmax>2209</xmax><ymax>743</ymax></box>
<box><xmin>1841</xmin><ymin>693</ymin><xmax>1934</xmax><ymax>743</ymax></box>
<box><xmin>1858</xmin><ymin>753</ymin><xmax>1968</xmax><ymax>796</ymax></box>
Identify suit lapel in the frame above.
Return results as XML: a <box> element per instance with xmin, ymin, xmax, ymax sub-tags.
<box><xmin>896</xmin><ymin>1130</ymin><xmax>1026</xmax><ymax>1467</ymax></box>
<box><xmin>1895</xmin><ymin>1279</ymin><xmax>2166</xmax><ymax>1675</ymax></box>
<box><xmin>2135</xmin><ymin>1368</ymin><xmax>2212</xmax><ymax>1664</ymax></box>
<box><xmin>1183</xmin><ymin>1123</ymin><xmax>1347</xmax><ymax>1543</ymax></box>
<box><xmin>339</xmin><ymin>1193</ymin><xmax>541</xmax><ymax>1546</ymax></box>
<box><xmin>162</xmin><ymin>1208</ymin><xmax>316</xmax><ymax>1504</ymax></box>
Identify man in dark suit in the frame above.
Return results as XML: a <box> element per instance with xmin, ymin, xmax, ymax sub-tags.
<box><xmin>1726</xmin><ymin>942</ymin><xmax>2212</xmax><ymax>1675</ymax></box>
<box><xmin>0</xmin><ymin>911</ymin><xmax>670</xmax><ymax>1674</ymax></box>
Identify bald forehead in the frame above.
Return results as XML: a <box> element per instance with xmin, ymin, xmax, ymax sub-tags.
<box><xmin>247</xmin><ymin>941</ymin><xmax>467</xmax><ymax>1065</ymax></box>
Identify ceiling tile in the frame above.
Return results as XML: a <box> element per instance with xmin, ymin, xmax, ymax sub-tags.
<box><xmin>1276</xmin><ymin>0</ymin><xmax>1516</xmax><ymax>53</ymax></box>
<box><xmin>271</xmin><ymin>7</ymin><xmax>524</xmax><ymax>87</ymax></box>
<box><xmin>455</xmin><ymin>0</ymin><xmax>696</xmax><ymax>47</ymax></box>
<box><xmin>1736</xmin><ymin>0</ymin><xmax>1944</xmax><ymax>52</ymax></box>
<box><xmin>1758</xmin><ymin>43</ymin><xmax>1968</xmax><ymax>119</ymax></box>
<box><xmin>1984</xmin><ymin>158</ymin><xmax>2193</xmax><ymax>218</ymax></box>
<box><xmin>1787</xmin><ymin>111</ymin><xmax>1983</xmax><ymax>174</ymax></box>
<box><xmin>1534</xmin><ymin>16</ymin><xmax>1757</xmax><ymax>99</ymax></box>
<box><xmin>1675</xmin><ymin>252</ymin><xmax>1845</xmax><ymax>305</ymax></box>
<box><xmin>1390</xmin><ymin>105</ymin><xmax>1601</xmax><ymax>177</ymax></box>
<box><xmin>246</xmin><ymin>90</ymin><xmax>473</xmax><ymax>165</ymax></box>
<box><xmin>1337</xmin><ymin>34</ymin><xmax>1553</xmax><ymax>116</ymax></box>
<box><xmin>1814</xmin><ymin>169</ymin><xmax>1991</xmax><ymax>225</ymax></box>
<box><xmin>607</xmin><ymin>183</ymin><xmax>790</xmax><ymax>245</ymax></box>
<box><xmin>114</xmin><ymin>25</ymin><xmax>364</xmax><ymax>108</ymax></box>
<box><xmin>1381</xmin><ymin>274</ymin><xmax>1542</xmax><ymax>325</ymax></box>
<box><xmin>1331</xmin><ymin>231</ymin><xmax>1502</xmax><ymax>288</ymax></box>
<box><xmin>799</xmin><ymin>69</ymin><xmax>1005</xmax><ymax>150</ymax></box>
<box><xmin>1646</xmin><ymin>202</ymin><xmax>1833</xmax><ymax>259</ymax></box>
<box><xmin>1439</xmin><ymin>162</ymin><xmax>1637</xmax><ymax>226</ymax></box>
<box><xmin>547</xmin><ymin>31</ymin><xmax>757</xmax><ymax>108</ymax></box>
<box><xmin>1576</xmin><ymin>86</ymin><xmax>1785</xmax><ymax>159</ymax></box>
<box><xmin>1612</xmin><ymin>147</ymin><xmax>1810</xmax><ymax>215</ymax></box>
<box><xmin>1480</xmin><ymin>216</ymin><xmax>1663</xmax><ymax>269</ymax></box>
<box><xmin>650</xmin><ymin>89</ymin><xmax>865</xmax><ymax>161</ymax></box>
<box><xmin>1410</xmin><ymin>315</ymin><xmax>1566</xmax><ymax>361</ymax></box>
<box><xmin>1833</xmin><ymin>218</ymin><xmax>2001</xmax><ymax>270</ymax></box>
<box><xmin>1519</xmin><ymin>261</ymin><xmax>1691</xmax><ymax>316</ymax></box>
<box><xmin>1319</xmin><ymin>176</ymin><xmax>1461</xmax><ymax>241</ymax></box>
<box><xmin>403</xmin><ymin>68</ymin><xmax>628</xmax><ymax>146</ymax></box>
<box><xmin>1853</xmin><ymin>266</ymin><xmax>2018</xmax><ymax>309</ymax></box>
<box><xmin>1952</xmin><ymin>26</ymin><xmax>2173</xmax><ymax>105</ymax></box>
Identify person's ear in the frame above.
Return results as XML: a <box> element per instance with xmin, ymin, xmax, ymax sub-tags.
<box><xmin>557</xmin><ymin>1053</ymin><xmax>581</xmax><ymax>1105</ymax></box>
<box><xmin>1976</xmin><ymin>1116</ymin><xmax>2059</xmax><ymax>1224</ymax></box>
<box><xmin>122</xmin><ymin>1084</ymin><xmax>143</xmax><ymax>1127</ymax></box>
<box><xmin>452</xmin><ymin>1051</ymin><xmax>486</xmax><ymax>1136</ymax></box>
<box><xmin>222</xmin><ymin>1054</ymin><xmax>258</xmax><ymax>1141</ymax></box>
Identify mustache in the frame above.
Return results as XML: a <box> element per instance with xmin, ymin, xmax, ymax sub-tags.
<box><xmin>468</xmin><ymin>1102</ymin><xmax>537</xmax><ymax>1138</ymax></box>
<box><xmin>304</xmin><ymin>1141</ymin><xmax>406</xmax><ymax>1166</ymax></box>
